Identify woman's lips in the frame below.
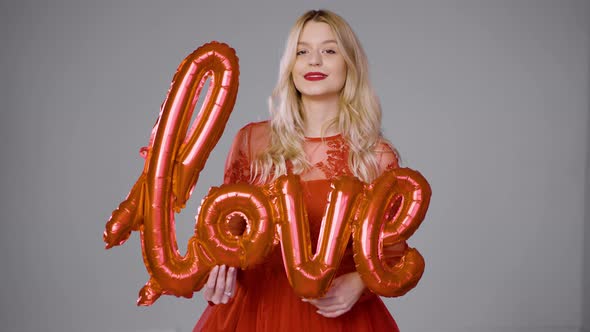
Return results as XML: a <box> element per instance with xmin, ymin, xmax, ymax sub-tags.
<box><xmin>304</xmin><ymin>72</ymin><xmax>327</xmax><ymax>81</ymax></box>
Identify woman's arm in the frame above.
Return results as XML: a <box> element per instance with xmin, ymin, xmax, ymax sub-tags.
<box><xmin>374</xmin><ymin>140</ymin><xmax>409</xmax><ymax>265</ymax></box>
<box><xmin>203</xmin><ymin>125</ymin><xmax>253</xmax><ymax>305</ymax></box>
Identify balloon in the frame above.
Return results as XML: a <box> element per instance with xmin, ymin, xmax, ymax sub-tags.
<box><xmin>271</xmin><ymin>174</ymin><xmax>364</xmax><ymax>298</ymax></box>
<box><xmin>104</xmin><ymin>42</ymin><xmax>432</xmax><ymax>305</ymax></box>
<box><xmin>353</xmin><ymin>168</ymin><xmax>432</xmax><ymax>297</ymax></box>
<box><xmin>196</xmin><ymin>183</ymin><xmax>276</xmax><ymax>269</ymax></box>
<box><xmin>104</xmin><ymin>41</ymin><xmax>240</xmax><ymax>305</ymax></box>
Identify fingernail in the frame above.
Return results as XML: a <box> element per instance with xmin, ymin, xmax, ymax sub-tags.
<box><xmin>229</xmin><ymin>267</ymin><xmax>235</xmax><ymax>272</ymax></box>
<box><xmin>301</xmin><ymin>298</ymin><xmax>307</xmax><ymax>302</ymax></box>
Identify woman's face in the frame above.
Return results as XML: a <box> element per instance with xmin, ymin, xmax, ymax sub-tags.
<box><xmin>291</xmin><ymin>21</ymin><xmax>347</xmax><ymax>101</ymax></box>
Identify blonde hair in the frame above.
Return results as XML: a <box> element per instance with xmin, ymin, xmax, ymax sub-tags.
<box><xmin>254</xmin><ymin>9</ymin><xmax>396</xmax><ymax>184</ymax></box>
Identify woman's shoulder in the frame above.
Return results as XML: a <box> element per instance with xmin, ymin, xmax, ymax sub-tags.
<box><xmin>374</xmin><ymin>137</ymin><xmax>397</xmax><ymax>153</ymax></box>
<box><xmin>233</xmin><ymin>120</ymin><xmax>271</xmax><ymax>154</ymax></box>
<box><xmin>374</xmin><ymin>136</ymin><xmax>401</xmax><ymax>170</ymax></box>
<box><xmin>238</xmin><ymin>120</ymin><xmax>270</xmax><ymax>136</ymax></box>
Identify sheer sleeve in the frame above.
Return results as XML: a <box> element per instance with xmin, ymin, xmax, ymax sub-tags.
<box><xmin>221</xmin><ymin>125</ymin><xmax>254</xmax><ymax>236</ymax></box>
<box><xmin>223</xmin><ymin>125</ymin><xmax>252</xmax><ymax>185</ymax></box>
<box><xmin>376</xmin><ymin>140</ymin><xmax>408</xmax><ymax>266</ymax></box>
<box><xmin>356</xmin><ymin>141</ymin><xmax>407</xmax><ymax>303</ymax></box>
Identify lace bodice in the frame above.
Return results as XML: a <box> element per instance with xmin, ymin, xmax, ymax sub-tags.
<box><xmin>223</xmin><ymin>121</ymin><xmax>399</xmax><ymax>185</ymax></box>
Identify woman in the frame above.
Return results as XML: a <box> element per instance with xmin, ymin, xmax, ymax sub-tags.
<box><xmin>194</xmin><ymin>9</ymin><xmax>408</xmax><ymax>331</ymax></box>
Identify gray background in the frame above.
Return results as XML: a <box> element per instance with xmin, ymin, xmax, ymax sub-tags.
<box><xmin>1</xmin><ymin>0</ymin><xmax>589</xmax><ymax>331</ymax></box>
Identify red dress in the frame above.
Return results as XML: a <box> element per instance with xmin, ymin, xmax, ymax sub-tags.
<box><xmin>194</xmin><ymin>121</ymin><xmax>406</xmax><ymax>332</ymax></box>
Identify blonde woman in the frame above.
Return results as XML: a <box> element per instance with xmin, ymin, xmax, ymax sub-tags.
<box><xmin>194</xmin><ymin>9</ymin><xmax>408</xmax><ymax>331</ymax></box>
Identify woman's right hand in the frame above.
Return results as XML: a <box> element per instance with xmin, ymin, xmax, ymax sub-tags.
<box><xmin>203</xmin><ymin>265</ymin><xmax>237</xmax><ymax>305</ymax></box>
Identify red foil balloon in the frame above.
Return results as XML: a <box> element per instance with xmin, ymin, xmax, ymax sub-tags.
<box><xmin>353</xmin><ymin>168</ymin><xmax>432</xmax><ymax>297</ymax></box>
<box><xmin>271</xmin><ymin>174</ymin><xmax>364</xmax><ymax>298</ymax></box>
<box><xmin>104</xmin><ymin>41</ymin><xmax>432</xmax><ymax>303</ymax></box>
<box><xmin>104</xmin><ymin>42</ymin><xmax>240</xmax><ymax>305</ymax></box>
<box><xmin>196</xmin><ymin>183</ymin><xmax>276</xmax><ymax>269</ymax></box>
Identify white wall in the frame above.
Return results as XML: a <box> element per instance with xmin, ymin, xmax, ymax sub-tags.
<box><xmin>1</xmin><ymin>0</ymin><xmax>588</xmax><ymax>331</ymax></box>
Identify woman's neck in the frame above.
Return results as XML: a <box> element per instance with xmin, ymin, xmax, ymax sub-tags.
<box><xmin>300</xmin><ymin>94</ymin><xmax>340</xmax><ymax>137</ymax></box>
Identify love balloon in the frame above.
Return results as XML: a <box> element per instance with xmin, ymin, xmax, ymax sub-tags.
<box><xmin>104</xmin><ymin>41</ymin><xmax>432</xmax><ymax>306</ymax></box>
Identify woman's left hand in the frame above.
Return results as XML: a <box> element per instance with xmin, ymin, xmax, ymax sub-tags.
<box><xmin>302</xmin><ymin>272</ymin><xmax>365</xmax><ymax>318</ymax></box>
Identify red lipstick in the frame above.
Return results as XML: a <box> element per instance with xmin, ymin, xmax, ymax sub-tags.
<box><xmin>304</xmin><ymin>72</ymin><xmax>327</xmax><ymax>81</ymax></box>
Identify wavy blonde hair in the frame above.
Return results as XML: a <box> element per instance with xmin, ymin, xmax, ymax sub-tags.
<box><xmin>254</xmin><ymin>9</ymin><xmax>396</xmax><ymax>184</ymax></box>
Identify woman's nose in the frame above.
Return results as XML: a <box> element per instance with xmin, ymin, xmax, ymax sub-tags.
<box><xmin>308</xmin><ymin>50</ymin><xmax>322</xmax><ymax>66</ymax></box>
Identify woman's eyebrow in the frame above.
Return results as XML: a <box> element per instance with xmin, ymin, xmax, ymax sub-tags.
<box><xmin>297</xmin><ymin>40</ymin><xmax>338</xmax><ymax>46</ymax></box>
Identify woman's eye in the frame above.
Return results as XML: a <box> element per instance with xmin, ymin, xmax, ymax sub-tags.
<box><xmin>324</xmin><ymin>49</ymin><xmax>336</xmax><ymax>54</ymax></box>
<box><xmin>296</xmin><ymin>50</ymin><xmax>307</xmax><ymax>56</ymax></box>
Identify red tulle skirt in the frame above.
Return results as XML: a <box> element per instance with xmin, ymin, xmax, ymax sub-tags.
<box><xmin>193</xmin><ymin>260</ymin><xmax>400</xmax><ymax>331</ymax></box>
